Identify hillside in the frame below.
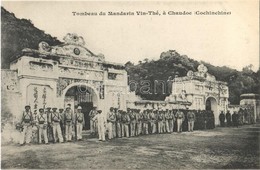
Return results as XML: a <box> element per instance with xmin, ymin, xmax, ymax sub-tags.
<box><xmin>125</xmin><ymin>50</ymin><xmax>260</xmax><ymax>104</ymax></box>
<box><xmin>1</xmin><ymin>7</ymin><xmax>62</xmax><ymax>69</ymax></box>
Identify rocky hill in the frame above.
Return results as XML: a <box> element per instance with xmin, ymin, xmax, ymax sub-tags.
<box><xmin>125</xmin><ymin>50</ymin><xmax>260</xmax><ymax>104</ymax></box>
<box><xmin>1</xmin><ymin>7</ymin><xmax>61</xmax><ymax>69</ymax></box>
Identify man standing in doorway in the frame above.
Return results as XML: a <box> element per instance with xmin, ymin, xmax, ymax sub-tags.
<box><xmin>75</xmin><ymin>106</ymin><xmax>85</xmax><ymax>141</ymax></box>
<box><xmin>89</xmin><ymin>106</ymin><xmax>97</xmax><ymax>137</ymax></box>
<box><xmin>64</xmin><ymin>106</ymin><xmax>74</xmax><ymax>142</ymax></box>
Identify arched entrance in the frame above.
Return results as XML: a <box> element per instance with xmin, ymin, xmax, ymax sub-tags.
<box><xmin>206</xmin><ymin>97</ymin><xmax>218</xmax><ymax>125</ymax></box>
<box><xmin>62</xmin><ymin>83</ymin><xmax>99</xmax><ymax>130</ymax></box>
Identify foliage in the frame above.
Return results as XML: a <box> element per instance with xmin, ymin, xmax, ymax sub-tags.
<box><xmin>1</xmin><ymin>7</ymin><xmax>62</xmax><ymax>69</ymax></box>
<box><xmin>125</xmin><ymin>50</ymin><xmax>260</xmax><ymax>104</ymax></box>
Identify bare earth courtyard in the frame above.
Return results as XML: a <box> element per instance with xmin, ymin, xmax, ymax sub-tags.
<box><xmin>2</xmin><ymin>124</ymin><xmax>260</xmax><ymax>169</ymax></box>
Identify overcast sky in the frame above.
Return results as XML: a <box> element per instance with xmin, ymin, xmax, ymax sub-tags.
<box><xmin>2</xmin><ymin>1</ymin><xmax>259</xmax><ymax>71</ymax></box>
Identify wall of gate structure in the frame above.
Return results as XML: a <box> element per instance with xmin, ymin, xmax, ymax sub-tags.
<box><xmin>2</xmin><ymin>33</ymin><xmax>129</xmax><ymax>121</ymax></box>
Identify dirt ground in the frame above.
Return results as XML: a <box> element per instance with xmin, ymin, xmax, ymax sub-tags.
<box><xmin>1</xmin><ymin>124</ymin><xmax>260</xmax><ymax>169</ymax></box>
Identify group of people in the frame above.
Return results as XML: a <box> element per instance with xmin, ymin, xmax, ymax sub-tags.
<box><xmin>19</xmin><ymin>104</ymin><xmax>256</xmax><ymax>145</ymax></box>
<box><xmin>89</xmin><ymin>107</ymin><xmax>199</xmax><ymax>141</ymax></box>
<box><xmin>219</xmin><ymin>108</ymin><xmax>255</xmax><ymax>127</ymax></box>
<box><xmin>19</xmin><ymin>104</ymin><xmax>84</xmax><ymax>145</ymax></box>
<box><xmin>19</xmin><ymin>103</ymin><xmax>220</xmax><ymax>145</ymax></box>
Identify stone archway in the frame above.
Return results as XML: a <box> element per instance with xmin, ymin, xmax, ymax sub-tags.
<box><xmin>206</xmin><ymin>97</ymin><xmax>219</xmax><ymax>125</ymax></box>
<box><xmin>61</xmin><ymin>83</ymin><xmax>99</xmax><ymax>130</ymax></box>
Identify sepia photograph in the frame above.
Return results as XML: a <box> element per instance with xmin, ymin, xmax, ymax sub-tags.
<box><xmin>1</xmin><ymin>0</ymin><xmax>259</xmax><ymax>169</ymax></box>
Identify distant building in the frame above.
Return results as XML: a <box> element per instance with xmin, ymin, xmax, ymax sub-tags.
<box><xmin>165</xmin><ymin>64</ymin><xmax>229</xmax><ymax>125</ymax></box>
<box><xmin>240</xmin><ymin>93</ymin><xmax>260</xmax><ymax>122</ymax></box>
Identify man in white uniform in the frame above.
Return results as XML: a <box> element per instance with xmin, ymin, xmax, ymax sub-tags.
<box><xmin>93</xmin><ymin>110</ymin><xmax>106</xmax><ymax>141</ymax></box>
<box><xmin>37</xmin><ymin>108</ymin><xmax>48</xmax><ymax>144</ymax></box>
<box><xmin>20</xmin><ymin>105</ymin><xmax>33</xmax><ymax>145</ymax></box>
<box><xmin>107</xmin><ymin>107</ymin><xmax>116</xmax><ymax>140</ymax></box>
<box><xmin>75</xmin><ymin>106</ymin><xmax>85</xmax><ymax>141</ymax></box>
<box><xmin>51</xmin><ymin>107</ymin><xmax>64</xmax><ymax>143</ymax></box>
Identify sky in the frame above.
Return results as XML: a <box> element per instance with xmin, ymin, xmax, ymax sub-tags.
<box><xmin>2</xmin><ymin>1</ymin><xmax>259</xmax><ymax>71</ymax></box>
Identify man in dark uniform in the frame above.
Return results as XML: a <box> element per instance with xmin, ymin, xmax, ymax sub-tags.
<box><xmin>238</xmin><ymin>108</ymin><xmax>244</xmax><ymax>126</ymax></box>
<box><xmin>232</xmin><ymin>111</ymin><xmax>239</xmax><ymax>127</ymax></box>
<box><xmin>226</xmin><ymin>110</ymin><xmax>232</xmax><ymax>127</ymax></box>
<box><xmin>219</xmin><ymin>111</ymin><xmax>225</xmax><ymax>127</ymax></box>
<box><xmin>201</xmin><ymin>110</ymin><xmax>207</xmax><ymax>130</ymax></box>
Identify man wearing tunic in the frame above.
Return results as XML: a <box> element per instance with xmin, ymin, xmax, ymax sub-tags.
<box><xmin>129</xmin><ymin>109</ymin><xmax>136</xmax><ymax>137</ymax></box>
<box><xmin>226</xmin><ymin>110</ymin><xmax>232</xmax><ymax>127</ymax></box>
<box><xmin>37</xmin><ymin>108</ymin><xmax>48</xmax><ymax>144</ymax></box>
<box><xmin>89</xmin><ymin>106</ymin><xmax>97</xmax><ymax>136</ymax></box>
<box><xmin>175</xmin><ymin>109</ymin><xmax>185</xmax><ymax>133</ymax></box>
<box><xmin>107</xmin><ymin>107</ymin><xmax>116</xmax><ymax>140</ymax></box>
<box><xmin>187</xmin><ymin>109</ymin><xmax>196</xmax><ymax>132</ymax></box>
<box><xmin>51</xmin><ymin>107</ymin><xmax>64</xmax><ymax>143</ymax></box>
<box><xmin>219</xmin><ymin>111</ymin><xmax>225</xmax><ymax>127</ymax></box>
<box><xmin>121</xmin><ymin>111</ymin><xmax>130</xmax><ymax>137</ymax></box>
<box><xmin>20</xmin><ymin>105</ymin><xmax>33</xmax><ymax>145</ymax></box>
<box><xmin>115</xmin><ymin>109</ymin><xmax>122</xmax><ymax>138</ymax></box>
<box><xmin>46</xmin><ymin>107</ymin><xmax>54</xmax><ymax>143</ymax></box>
<box><xmin>135</xmin><ymin>109</ymin><xmax>143</xmax><ymax>136</ymax></box>
<box><xmin>93</xmin><ymin>110</ymin><xmax>106</xmax><ymax>141</ymax></box>
<box><xmin>75</xmin><ymin>106</ymin><xmax>85</xmax><ymax>141</ymax></box>
<box><xmin>64</xmin><ymin>106</ymin><xmax>74</xmax><ymax>142</ymax></box>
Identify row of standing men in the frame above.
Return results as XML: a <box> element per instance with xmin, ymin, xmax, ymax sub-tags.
<box><xmin>219</xmin><ymin>108</ymin><xmax>255</xmax><ymax>127</ymax></box>
<box><xmin>19</xmin><ymin>104</ymin><xmax>216</xmax><ymax>144</ymax></box>
<box><xmin>90</xmin><ymin>107</ymin><xmax>199</xmax><ymax>141</ymax></box>
<box><xmin>19</xmin><ymin>104</ymin><xmax>85</xmax><ymax>145</ymax></box>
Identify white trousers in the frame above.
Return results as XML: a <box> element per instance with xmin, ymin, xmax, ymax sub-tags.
<box><xmin>98</xmin><ymin>123</ymin><xmax>105</xmax><ymax>141</ymax></box>
<box><xmin>20</xmin><ymin>124</ymin><xmax>32</xmax><ymax>144</ymax></box>
<box><xmin>188</xmin><ymin>121</ymin><xmax>194</xmax><ymax>132</ymax></box>
<box><xmin>53</xmin><ymin>122</ymin><xmax>63</xmax><ymax>142</ymax></box>
<box><xmin>76</xmin><ymin>123</ymin><xmax>83</xmax><ymax>140</ymax></box>
<box><xmin>38</xmin><ymin>124</ymin><xmax>48</xmax><ymax>144</ymax></box>
<box><xmin>177</xmin><ymin>119</ymin><xmax>183</xmax><ymax>132</ymax></box>
<box><xmin>107</xmin><ymin>122</ymin><xmax>113</xmax><ymax>139</ymax></box>
<box><xmin>65</xmin><ymin>123</ymin><xmax>73</xmax><ymax>141</ymax></box>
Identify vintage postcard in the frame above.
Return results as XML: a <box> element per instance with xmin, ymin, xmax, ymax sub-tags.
<box><xmin>1</xmin><ymin>1</ymin><xmax>259</xmax><ymax>169</ymax></box>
